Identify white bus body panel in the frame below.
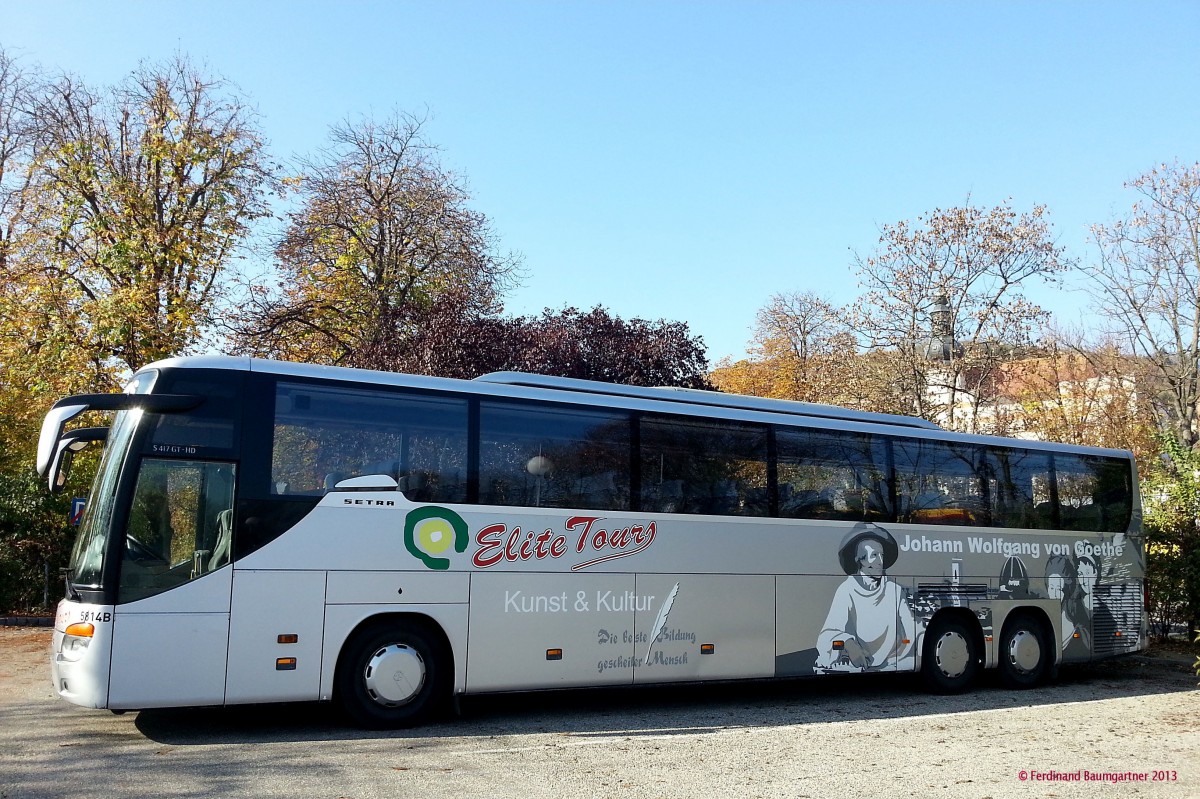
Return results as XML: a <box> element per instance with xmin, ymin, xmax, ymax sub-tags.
<box><xmin>236</xmin><ymin>501</ymin><xmax>409</xmax><ymax>572</ymax></box>
<box><xmin>320</xmin><ymin>572</ymin><xmax>469</xmax><ymax>698</ymax></box>
<box><xmin>51</xmin><ymin>600</ymin><xmax>114</xmax><ymax>709</ymax></box>
<box><xmin>326</xmin><ymin>571</ymin><xmax>469</xmax><ymax>605</ymax></box>
<box><xmin>108</xmin><ymin>567</ymin><xmax>232</xmax><ymax>709</ymax></box>
<box><xmin>226</xmin><ymin>569</ymin><xmax>327</xmax><ymax>704</ymax></box>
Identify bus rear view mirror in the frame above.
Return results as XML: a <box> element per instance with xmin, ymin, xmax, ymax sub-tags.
<box><xmin>48</xmin><ymin>427</ymin><xmax>109</xmax><ymax>494</ymax></box>
<box><xmin>38</xmin><ymin>403</ymin><xmax>89</xmax><ymax>477</ymax></box>
<box><xmin>36</xmin><ymin>393</ymin><xmax>203</xmax><ymax>477</ymax></box>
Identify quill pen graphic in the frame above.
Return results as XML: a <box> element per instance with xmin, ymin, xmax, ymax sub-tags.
<box><xmin>644</xmin><ymin>582</ymin><xmax>680</xmax><ymax>665</ymax></box>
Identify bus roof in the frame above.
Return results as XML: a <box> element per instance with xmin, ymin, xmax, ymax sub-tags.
<box><xmin>132</xmin><ymin>355</ymin><xmax>1134</xmax><ymax>461</ymax></box>
<box><xmin>474</xmin><ymin>371</ymin><xmax>941</xmax><ymax>431</ymax></box>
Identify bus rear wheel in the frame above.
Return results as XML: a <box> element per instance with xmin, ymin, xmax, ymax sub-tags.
<box><xmin>336</xmin><ymin>620</ymin><xmax>449</xmax><ymax>729</ymax></box>
<box><xmin>922</xmin><ymin>616</ymin><xmax>979</xmax><ymax>694</ymax></box>
<box><xmin>999</xmin><ymin>613</ymin><xmax>1051</xmax><ymax>689</ymax></box>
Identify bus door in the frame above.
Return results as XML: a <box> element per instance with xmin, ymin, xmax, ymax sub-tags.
<box><xmin>107</xmin><ymin>459</ymin><xmax>236</xmax><ymax>709</ymax></box>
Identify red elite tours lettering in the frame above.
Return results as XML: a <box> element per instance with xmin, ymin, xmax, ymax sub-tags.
<box><xmin>472</xmin><ymin>515</ymin><xmax>657</xmax><ymax>571</ymax></box>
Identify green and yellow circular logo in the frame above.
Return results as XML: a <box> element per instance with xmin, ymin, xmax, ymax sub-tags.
<box><xmin>404</xmin><ymin>506</ymin><xmax>468</xmax><ymax>570</ymax></box>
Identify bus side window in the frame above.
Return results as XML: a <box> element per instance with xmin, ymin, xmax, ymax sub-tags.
<box><xmin>775</xmin><ymin>428</ymin><xmax>889</xmax><ymax>522</ymax></box>
<box><xmin>478</xmin><ymin>401</ymin><xmax>632</xmax><ymax>511</ymax></box>
<box><xmin>118</xmin><ymin>459</ymin><xmax>236</xmax><ymax>604</ymax></box>
<box><xmin>985</xmin><ymin>447</ymin><xmax>1052</xmax><ymax>530</ymax></box>
<box><xmin>639</xmin><ymin>416</ymin><xmax>769</xmax><ymax>517</ymax></box>
<box><xmin>271</xmin><ymin>382</ymin><xmax>468</xmax><ymax>503</ymax></box>
<box><xmin>1054</xmin><ymin>454</ymin><xmax>1131</xmax><ymax>533</ymax></box>
<box><xmin>893</xmin><ymin>439</ymin><xmax>988</xmax><ymax>526</ymax></box>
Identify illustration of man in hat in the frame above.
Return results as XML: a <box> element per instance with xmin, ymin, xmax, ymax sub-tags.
<box><xmin>815</xmin><ymin>522</ymin><xmax>921</xmax><ymax>671</ymax></box>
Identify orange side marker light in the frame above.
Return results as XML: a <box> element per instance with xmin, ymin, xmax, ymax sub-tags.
<box><xmin>64</xmin><ymin>622</ymin><xmax>94</xmax><ymax>638</ymax></box>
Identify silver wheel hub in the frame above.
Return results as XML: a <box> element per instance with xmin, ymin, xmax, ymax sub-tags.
<box><xmin>1007</xmin><ymin>630</ymin><xmax>1042</xmax><ymax>674</ymax></box>
<box><xmin>934</xmin><ymin>631</ymin><xmax>970</xmax><ymax>678</ymax></box>
<box><xmin>363</xmin><ymin>644</ymin><xmax>425</xmax><ymax>706</ymax></box>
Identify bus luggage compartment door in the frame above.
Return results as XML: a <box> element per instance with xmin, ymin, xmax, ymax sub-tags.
<box><xmin>466</xmin><ymin>572</ymin><xmax>636</xmax><ymax>692</ymax></box>
<box><xmin>225</xmin><ymin>569</ymin><xmax>327</xmax><ymax>704</ymax></box>
<box><xmin>633</xmin><ymin>574</ymin><xmax>775</xmax><ymax>683</ymax></box>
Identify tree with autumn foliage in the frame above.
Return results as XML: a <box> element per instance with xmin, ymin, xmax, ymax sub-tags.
<box><xmin>0</xmin><ymin>49</ymin><xmax>75</xmax><ymax>611</ymax></box>
<box><xmin>993</xmin><ymin>332</ymin><xmax>1157</xmax><ymax>462</ymax></box>
<box><xmin>32</xmin><ymin>55</ymin><xmax>276</xmax><ymax>373</ymax></box>
<box><xmin>710</xmin><ymin>290</ymin><xmax>911</xmax><ymax>413</ymax></box>
<box><xmin>0</xmin><ymin>50</ymin><xmax>276</xmax><ymax>610</ymax></box>
<box><xmin>1084</xmin><ymin>161</ymin><xmax>1200</xmax><ymax>452</ymax></box>
<box><xmin>852</xmin><ymin>201</ymin><xmax>1070</xmax><ymax>432</ymax></box>
<box><xmin>723</xmin><ymin>291</ymin><xmax>852</xmax><ymax>399</ymax></box>
<box><xmin>399</xmin><ymin>305</ymin><xmax>711</xmax><ymax>387</ymax></box>
<box><xmin>231</xmin><ymin>114</ymin><xmax>709</xmax><ymax>388</ymax></box>
<box><xmin>0</xmin><ymin>50</ymin><xmax>101</xmax><ymax>426</ymax></box>
<box><xmin>231</xmin><ymin>113</ymin><xmax>519</xmax><ymax>368</ymax></box>
<box><xmin>28</xmin><ymin>56</ymin><xmax>276</xmax><ymax>374</ymax></box>
<box><xmin>1081</xmin><ymin>162</ymin><xmax>1200</xmax><ymax>641</ymax></box>
<box><xmin>718</xmin><ymin>203</ymin><xmax>1070</xmax><ymax>430</ymax></box>
<box><xmin>0</xmin><ymin>49</ymin><xmax>39</xmax><ymax>279</ymax></box>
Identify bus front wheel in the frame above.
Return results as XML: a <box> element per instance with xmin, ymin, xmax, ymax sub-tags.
<box><xmin>336</xmin><ymin>620</ymin><xmax>449</xmax><ymax>729</ymax></box>
<box><xmin>998</xmin><ymin>613</ymin><xmax>1051</xmax><ymax>689</ymax></box>
<box><xmin>921</xmin><ymin>616</ymin><xmax>979</xmax><ymax>694</ymax></box>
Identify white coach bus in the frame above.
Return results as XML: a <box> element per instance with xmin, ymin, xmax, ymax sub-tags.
<box><xmin>39</xmin><ymin>356</ymin><xmax>1145</xmax><ymax>727</ymax></box>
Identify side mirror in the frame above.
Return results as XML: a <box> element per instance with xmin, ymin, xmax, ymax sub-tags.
<box><xmin>48</xmin><ymin>427</ymin><xmax>108</xmax><ymax>494</ymax></box>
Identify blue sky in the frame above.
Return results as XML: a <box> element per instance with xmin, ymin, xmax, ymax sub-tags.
<box><xmin>5</xmin><ymin>2</ymin><xmax>1198</xmax><ymax>363</ymax></box>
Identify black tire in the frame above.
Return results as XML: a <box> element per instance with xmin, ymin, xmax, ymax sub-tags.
<box><xmin>921</xmin><ymin>616</ymin><xmax>980</xmax><ymax>694</ymax></box>
<box><xmin>335</xmin><ymin>620</ymin><xmax>449</xmax><ymax>729</ymax></box>
<box><xmin>998</xmin><ymin>613</ymin><xmax>1052</xmax><ymax>689</ymax></box>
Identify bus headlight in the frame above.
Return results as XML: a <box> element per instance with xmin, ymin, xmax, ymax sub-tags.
<box><xmin>59</xmin><ymin>622</ymin><xmax>94</xmax><ymax>663</ymax></box>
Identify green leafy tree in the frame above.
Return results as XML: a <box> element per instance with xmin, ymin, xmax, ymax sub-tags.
<box><xmin>0</xmin><ymin>470</ymin><xmax>73</xmax><ymax>612</ymax></box>
<box><xmin>1141</xmin><ymin>435</ymin><xmax>1200</xmax><ymax>642</ymax></box>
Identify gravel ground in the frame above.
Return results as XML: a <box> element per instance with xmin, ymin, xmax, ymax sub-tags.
<box><xmin>1</xmin><ymin>627</ymin><xmax>1197</xmax><ymax>799</ymax></box>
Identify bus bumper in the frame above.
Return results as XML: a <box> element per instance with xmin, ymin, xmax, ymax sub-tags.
<box><xmin>51</xmin><ymin>599</ymin><xmax>113</xmax><ymax>709</ymax></box>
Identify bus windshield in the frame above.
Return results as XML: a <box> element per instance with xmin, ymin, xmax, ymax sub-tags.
<box><xmin>67</xmin><ymin>409</ymin><xmax>142</xmax><ymax>589</ymax></box>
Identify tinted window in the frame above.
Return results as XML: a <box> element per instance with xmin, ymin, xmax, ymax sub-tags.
<box><xmin>776</xmin><ymin>428</ymin><xmax>889</xmax><ymax>521</ymax></box>
<box><xmin>147</xmin><ymin>373</ymin><xmax>240</xmax><ymax>456</ymax></box>
<box><xmin>640</xmin><ymin>416</ymin><xmax>769</xmax><ymax>516</ymax></box>
<box><xmin>985</xmin><ymin>448</ymin><xmax>1054</xmax><ymax>529</ymax></box>
<box><xmin>893</xmin><ymin>439</ymin><xmax>988</xmax><ymax>526</ymax></box>
<box><xmin>1055</xmin><ymin>453</ymin><xmax>1132</xmax><ymax>533</ymax></box>
<box><xmin>271</xmin><ymin>383</ymin><xmax>468</xmax><ymax>503</ymax></box>
<box><xmin>479</xmin><ymin>401</ymin><xmax>631</xmax><ymax>510</ymax></box>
